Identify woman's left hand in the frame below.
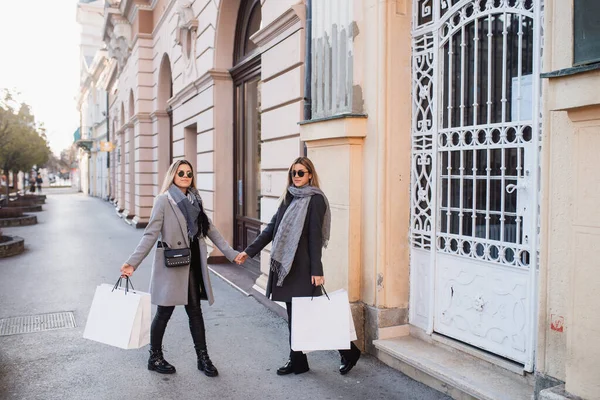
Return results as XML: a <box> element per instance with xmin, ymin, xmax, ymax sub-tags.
<box><xmin>311</xmin><ymin>276</ymin><xmax>325</xmax><ymax>286</ymax></box>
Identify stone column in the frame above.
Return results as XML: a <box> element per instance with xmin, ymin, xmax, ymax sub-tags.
<box><xmin>132</xmin><ymin>113</ymin><xmax>153</xmax><ymax>228</ymax></box>
<box><xmin>300</xmin><ymin>116</ymin><xmax>367</xmax><ymax>346</ymax></box>
<box><xmin>117</xmin><ymin>129</ymin><xmax>126</xmax><ymax>213</ymax></box>
<box><xmin>123</xmin><ymin>122</ymin><xmax>135</xmax><ymax>220</ymax></box>
<box><xmin>210</xmin><ymin>71</ymin><xmax>235</xmax><ymax>260</ymax></box>
<box><xmin>151</xmin><ymin>111</ymin><xmax>171</xmax><ymax>194</ymax></box>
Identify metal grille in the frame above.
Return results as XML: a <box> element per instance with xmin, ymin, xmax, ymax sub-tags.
<box><xmin>436</xmin><ymin>0</ymin><xmax>535</xmax><ymax>267</ymax></box>
<box><xmin>410</xmin><ymin>0</ymin><xmax>538</xmax><ymax>267</ymax></box>
<box><xmin>0</xmin><ymin>312</ymin><xmax>76</xmax><ymax>336</ymax></box>
<box><xmin>411</xmin><ymin>33</ymin><xmax>436</xmax><ymax>249</ymax></box>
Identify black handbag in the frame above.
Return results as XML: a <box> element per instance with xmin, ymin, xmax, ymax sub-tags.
<box><xmin>158</xmin><ymin>241</ymin><xmax>191</xmax><ymax>267</ymax></box>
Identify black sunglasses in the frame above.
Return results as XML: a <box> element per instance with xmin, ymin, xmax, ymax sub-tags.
<box><xmin>177</xmin><ymin>171</ymin><xmax>193</xmax><ymax>178</ymax></box>
<box><xmin>291</xmin><ymin>169</ymin><xmax>309</xmax><ymax>178</ymax></box>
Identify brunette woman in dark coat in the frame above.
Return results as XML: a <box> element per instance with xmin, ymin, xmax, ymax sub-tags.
<box><xmin>235</xmin><ymin>157</ymin><xmax>361</xmax><ymax>376</ymax></box>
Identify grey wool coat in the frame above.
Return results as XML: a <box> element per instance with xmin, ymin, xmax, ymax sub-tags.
<box><xmin>125</xmin><ymin>191</ymin><xmax>239</xmax><ymax>306</ymax></box>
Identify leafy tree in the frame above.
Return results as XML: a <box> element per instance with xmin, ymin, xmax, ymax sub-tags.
<box><xmin>0</xmin><ymin>90</ymin><xmax>51</xmax><ymax>203</ymax></box>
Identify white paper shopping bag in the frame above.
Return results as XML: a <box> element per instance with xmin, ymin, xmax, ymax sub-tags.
<box><xmin>329</xmin><ymin>289</ymin><xmax>358</xmax><ymax>342</ymax></box>
<box><xmin>83</xmin><ymin>283</ymin><xmax>151</xmax><ymax>349</ymax></box>
<box><xmin>291</xmin><ymin>288</ymin><xmax>351</xmax><ymax>352</ymax></box>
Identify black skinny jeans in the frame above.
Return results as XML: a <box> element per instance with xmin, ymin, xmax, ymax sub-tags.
<box><xmin>150</xmin><ymin>238</ymin><xmax>207</xmax><ymax>351</ymax></box>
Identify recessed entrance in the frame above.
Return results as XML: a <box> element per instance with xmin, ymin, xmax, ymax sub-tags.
<box><xmin>231</xmin><ymin>0</ymin><xmax>262</xmax><ymax>267</ymax></box>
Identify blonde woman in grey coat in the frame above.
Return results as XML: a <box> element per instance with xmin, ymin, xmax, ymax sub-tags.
<box><xmin>120</xmin><ymin>159</ymin><xmax>238</xmax><ymax>376</ymax></box>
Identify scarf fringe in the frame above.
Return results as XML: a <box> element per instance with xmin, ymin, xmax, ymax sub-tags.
<box><xmin>270</xmin><ymin>258</ymin><xmax>287</xmax><ymax>287</ymax></box>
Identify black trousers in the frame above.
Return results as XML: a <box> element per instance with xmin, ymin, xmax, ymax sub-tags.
<box><xmin>285</xmin><ymin>301</ymin><xmax>360</xmax><ymax>371</ymax></box>
<box><xmin>150</xmin><ymin>238</ymin><xmax>207</xmax><ymax>351</ymax></box>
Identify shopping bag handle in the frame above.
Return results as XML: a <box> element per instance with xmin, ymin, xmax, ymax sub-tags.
<box><xmin>311</xmin><ymin>285</ymin><xmax>330</xmax><ymax>301</ymax></box>
<box><xmin>112</xmin><ymin>276</ymin><xmax>135</xmax><ymax>294</ymax></box>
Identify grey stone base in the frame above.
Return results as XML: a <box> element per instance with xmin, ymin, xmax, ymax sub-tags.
<box><xmin>364</xmin><ymin>304</ymin><xmax>408</xmax><ymax>353</ymax></box>
<box><xmin>539</xmin><ymin>385</ymin><xmax>583</xmax><ymax>400</ymax></box>
<box><xmin>132</xmin><ymin>220</ymin><xmax>147</xmax><ymax>229</ymax></box>
<box><xmin>535</xmin><ymin>372</ymin><xmax>566</xmax><ymax>400</ymax></box>
<box><xmin>0</xmin><ymin>215</ymin><xmax>37</xmax><ymax>227</ymax></box>
<box><xmin>0</xmin><ymin>236</ymin><xmax>25</xmax><ymax>258</ymax></box>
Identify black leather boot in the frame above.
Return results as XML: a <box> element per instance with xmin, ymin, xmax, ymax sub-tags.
<box><xmin>276</xmin><ymin>359</ymin><xmax>294</xmax><ymax>375</ymax></box>
<box><xmin>148</xmin><ymin>348</ymin><xmax>176</xmax><ymax>374</ymax></box>
<box><xmin>196</xmin><ymin>348</ymin><xmax>218</xmax><ymax>377</ymax></box>
<box><xmin>277</xmin><ymin>351</ymin><xmax>309</xmax><ymax>376</ymax></box>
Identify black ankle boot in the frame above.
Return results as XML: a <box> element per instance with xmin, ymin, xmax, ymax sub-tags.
<box><xmin>196</xmin><ymin>348</ymin><xmax>218</xmax><ymax>377</ymax></box>
<box><xmin>148</xmin><ymin>348</ymin><xmax>176</xmax><ymax>374</ymax></box>
<box><xmin>276</xmin><ymin>352</ymin><xmax>309</xmax><ymax>376</ymax></box>
<box><xmin>276</xmin><ymin>359</ymin><xmax>294</xmax><ymax>375</ymax></box>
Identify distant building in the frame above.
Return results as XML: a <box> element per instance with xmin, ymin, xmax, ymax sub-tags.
<box><xmin>76</xmin><ymin>0</ymin><xmax>112</xmax><ymax>198</ymax></box>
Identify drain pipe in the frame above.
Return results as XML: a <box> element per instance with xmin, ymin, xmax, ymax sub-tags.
<box><xmin>302</xmin><ymin>0</ymin><xmax>312</xmax><ymax>156</ymax></box>
<box><xmin>106</xmin><ymin>91</ymin><xmax>111</xmax><ymax>201</ymax></box>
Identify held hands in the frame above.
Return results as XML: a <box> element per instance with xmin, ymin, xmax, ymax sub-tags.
<box><xmin>120</xmin><ymin>263</ymin><xmax>134</xmax><ymax>277</ymax></box>
<box><xmin>311</xmin><ymin>276</ymin><xmax>325</xmax><ymax>286</ymax></box>
<box><xmin>234</xmin><ymin>252</ymin><xmax>249</xmax><ymax>265</ymax></box>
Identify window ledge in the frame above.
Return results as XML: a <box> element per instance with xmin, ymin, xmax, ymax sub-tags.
<box><xmin>298</xmin><ymin>112</ymin><xmax>368</xmax><ymax>126</ymax></box>
<box><xmin>299</xmin><ymin>113</ymin><xmax>368</xmax><ymax>143</ymax></box>
<box><xmin>541</xmin><ymin>62</ymin><xmax>600</xmax><ymax>79</ymax></box>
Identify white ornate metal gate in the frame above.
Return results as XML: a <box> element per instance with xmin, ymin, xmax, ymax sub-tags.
<box><xmin>409</xmin><ymin>0</ymin><xmax>542</xmax><ymax>370</ymax></box>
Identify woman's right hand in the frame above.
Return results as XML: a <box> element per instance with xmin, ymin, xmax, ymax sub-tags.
<box><xmin>120</xmin><ymin>263</ymin><xmax>134</xmax><ymax>277</ymax></box>
<box><xmin>234</xmin><ymin>252</ymin><xmax>249</xmax><ymax>265</ymax></box>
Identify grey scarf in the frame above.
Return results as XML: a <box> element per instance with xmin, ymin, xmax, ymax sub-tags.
<box><xmin>168</xmin><ymin>184</ymin><xmax>202</xmax><ymax>239</ymax></box>
<box><xmin>270</xmin><ymin>185</ymin><xmax>331</xmax><ymax>286</ymax></box>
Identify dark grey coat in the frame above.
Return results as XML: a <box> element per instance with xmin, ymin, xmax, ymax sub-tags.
<box><xmin>245</xmin><ymin>193</ymin><xmax>326</xmax><ymax>302</ymax></box>
<box><xmin>125</xmin><ymin>192</ymin><xmax>239</xmax><ymax>306</ymax></box>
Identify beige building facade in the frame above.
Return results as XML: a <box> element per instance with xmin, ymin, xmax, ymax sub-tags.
<box><xmin>98</xmin><ymin>0</ymin><xmax>598</xmax><ymax>398</ymax></box>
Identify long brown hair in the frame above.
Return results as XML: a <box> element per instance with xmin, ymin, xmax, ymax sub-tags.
<box><xmin>281</xmin><ymin>157</ymin><xmax>321</xmax><ymax>202</ymax></box>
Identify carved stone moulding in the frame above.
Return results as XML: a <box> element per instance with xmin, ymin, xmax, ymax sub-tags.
<box><xmin>107</xmin><ymin>16</ymin><xmax>133</xmax><ymax>72</ymax></box>
<box><xmin>175</xmin><ymin>0</ymin><xmax>199</xmax><ymax>84</ymax></box>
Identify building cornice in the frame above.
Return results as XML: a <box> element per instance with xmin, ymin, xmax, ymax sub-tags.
<box><xmin>131</xmin><ymin>112</ymin><xmax>153</xmax><ymax>124</ymax></box>
<box><xmin>124</xmin><ymin>0</ymin><xmax>153</xmax><ymax>21</ymax></box>
<box><xmin>250</xmin><ymin>3</ymin><xmax>305</xmax><ymax>50</ymax></box>
<box><xmin>167</xmin><ymin>69</ymin><xmax>231</xmax><ymax>108</ymax></box>
<box><xmin>130</xmin><ymin>32</ymin><xmax>153</xmax><ymax>49</ymax></box>
<box><xmin>150</xmin><ymin>110</ymin><xmax>169</xmax><ymax>120</ymax></box>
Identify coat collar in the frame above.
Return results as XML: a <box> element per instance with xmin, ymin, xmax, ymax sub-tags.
<box><xmin>166</xmin><ymin>191</ymin><xmax>190</xmax><ymax>246</ymax></box>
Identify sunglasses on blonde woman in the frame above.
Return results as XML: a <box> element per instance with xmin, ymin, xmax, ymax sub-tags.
<box><xmin>291</xmin><ymin>170</ymin><xmax>309</xmax><ymax>178</ymax></box>
<box><xmin>177</xmin><ymin>171</ymin><xmax>194</xmax><ymax>178</ymax></box>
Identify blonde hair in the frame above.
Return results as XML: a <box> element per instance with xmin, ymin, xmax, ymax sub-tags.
<box><xmin>281</xmin><ymin>157</ymin><xmax>321</xmax><ymax>202</ymax></box>
<box><xmin>159</xmin><ymin>159</ymin><xmax>196</xmax><ymax>194</ymax></box>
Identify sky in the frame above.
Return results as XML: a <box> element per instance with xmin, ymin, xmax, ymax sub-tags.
<box><xmin>0</xmin><ymin>1</ymin><xmax>82</xmax><ymax>156</ymax></box>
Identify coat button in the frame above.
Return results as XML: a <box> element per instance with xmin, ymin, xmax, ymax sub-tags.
<box><xmin>178</xmin><ymin>241</ymin><xmax>182</xmax><ymax>245</ymax></box>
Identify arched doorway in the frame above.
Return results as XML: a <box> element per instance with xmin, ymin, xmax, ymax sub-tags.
<box><xmin>232</xmin><ymin>0</ymin><xmax>262</xmax><ymax>256</ymax></box>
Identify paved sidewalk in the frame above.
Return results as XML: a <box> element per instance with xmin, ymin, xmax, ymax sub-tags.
<box><xmin>0</xmin><ymin>193</ymin><xmax>448</xmax><ymax>400</ymax></box>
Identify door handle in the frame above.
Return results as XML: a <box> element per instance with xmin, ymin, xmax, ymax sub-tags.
<box><xmin>506</xmin><ymin>179</ymin><xmax>529</xmax><ymax>194</ymax></box>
